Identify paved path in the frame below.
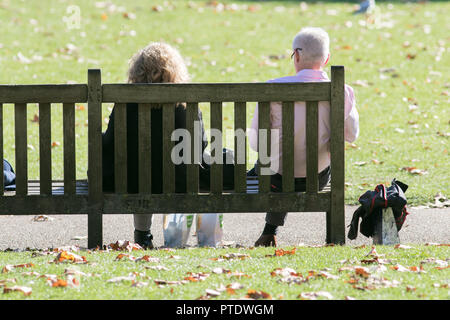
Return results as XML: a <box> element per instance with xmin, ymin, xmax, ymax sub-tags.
<box><xmin>0</xmin><ymin>206</ymin><xmax>448</xmax><ymax>250</ymax></box>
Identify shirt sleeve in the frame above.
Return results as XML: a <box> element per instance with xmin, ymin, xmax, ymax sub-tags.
<box><xmin>249</xmin><ymin>104</ymin><xmax>259</xmax><ymax>152</ymax></box>
<box><xmin>344</xmin><ymin>85</ymin><xmax>359</xmax><ymax>143</ymax></box>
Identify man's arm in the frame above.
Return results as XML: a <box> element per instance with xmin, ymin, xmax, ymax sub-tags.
<box><xmin>249</xmin><ymin>104</ymin><xmax>259</xmax><ymax>152</ymax></box>
<box><xmin>344</xmin><ymin>85</ymin><xmax>359</xmax><ymax>143</ymax></box>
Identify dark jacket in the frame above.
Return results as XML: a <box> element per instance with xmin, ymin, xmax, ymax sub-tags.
<box><xmin>102</xmin><ymin>103</ymin><xmax>208</xmax><ymax>194</ymax></box>
<box><xmin>348</xmin><ymin>178</ymin><xmax>409</xmax><ymax>240</ymax></box>
<box><xmin>3</xmin><ymin>159</ymin><xmax>16</xmax><ymax>190</ymax></box>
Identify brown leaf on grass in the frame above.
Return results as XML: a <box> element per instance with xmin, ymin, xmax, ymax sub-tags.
<box><xmin>51</xmin><ymin>141</ymin><xmax>60</xmax><ymax>148</ymax></box>
<box><xmin>406</xmin><ymin>286</ymin><xmax>416</xmax><ymax>292</ymax></box>
<box><xmin>400</xmin><ymin>167</ymin><xmax>428</xmax><ymax>175</ymax></box>
<box><xmin>2</xmin><ymin>263</ymin><xmax>34</xmax><ymax>273</ymax></box>
<box><xmin>0</xmin><ymin>278</ymin><xmax>17</xmax><ymax>287</ymax></box>
<box><xmin>298</xmin><ymin>291</ymin><xmax>333</xmax><ymax>300</ymax></box>
<box><xmin>268</xmin><ymin>247</ymin><xmax>296</xmax><ymax>257</ymax></box>
<box><xmin>355</xmin><ymin>267</ymin><xmax>371</xmax><ymax>278</ymax></box>
<box><xmin>205</xmin><ymin>289</ymin><xmax>221</xmax><ymax>297</ymax></box>
<box><xmin>433</xmin><ymin>283</ymin><xmax>449</xmax><ymax>288</ymax></box>
<box><xmin>212</xmin><ymin>253</ymin><xmax>250</xmax><ymax>261</ymax></box>
<box><xmin>137</xmin><ymin>255</ymin><xmax>160</xmax><ymax>263</ymax></box>
<box><xmin>115</xmin><ymin>253</ymin><xmax>135</xmax><ymax>261</ymax></box>
<box><xmin>108</xmin><ymin>240</ymin><xmax>143</xmax><ymax>252</ymax></box>
<box><xmin>394</xmin><ymin>244</ymin><xmax>413</xmax><ymax>249</ymax></box>
<box><xmin>154</xmin><ymin>279</ymin><xmax>187</xmax><ymax>286</ymax></box>
<box><xmin>145</xmin><ymin>265</ymin><xmax>169</xmax><ymax>271</ymax></box>
<box><xmin>229</xmin><ymin>272</ymin><xmax>251</xmax><ymax>279</ymax></box>
<box><xmin>435</xmin><ymin>266</ymin><xmax>450</xmax><ymax>270</ymax></box>
<box><xmin>184</xmin><ymin>272</ymin><xmax>210</xmax><ymax>282</ymax></box>
<box><xmin>246</xmin><ymin>289</ymin><xmax>272</xmax><ymax>300</ymax></box>
<box><xmin>270</xmin><ymin>267</ymin><xmax>300</xmax><ymax>278</ymax></box>
<box><xmin>31</xmin><ymin>114</ymin><xmax>39</xmax><ymax>123</ymax></box>
<box><xmin>391</xmin><ymin>264</ymin><xmax>410</xmax><ymax>272</ymax></box>
<box><xmin>227</xmin><ymin>282</ymin><xmax>244</xmax><ymax>290</ymax></box>
<box><xmin>54</xmin><ymin>251</ymin><xmax>86</xmax><ymax>264</ymax></box>
<box><xmin>48</xmin><ymin>278</ymin><xmax>69</xmax><ymax>288</ymax></box>
<box><xmin>212</xmin><ymin>267</ymin><xmax>231</xmax><ymax>274</ymax></box>
<box><xmin>3</xmin><ymin>286</ymin><xmax>32</xmax><ymax>296</ymax></box>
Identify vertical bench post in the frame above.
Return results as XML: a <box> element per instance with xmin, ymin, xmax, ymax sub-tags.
<box><xmin>210</xmin><ymin>102</ymin><xmax>223</xmax><ymax>194</ymax></box>
<box><xmin>15</xmin><ymin>103</ymin><xmax>28</xmax><ymax>196</ymax></box>
<box><xmin>234</xmin><ymin>102</ymin><xmax>247</xmax><ymax>193</ymax></box>
<box><xmin>87</xmin><ymin>69</ymin><xmax>103</xmax><ymax>248</ymax></box>
<box><xmin>282</xmin><ymin>101</ymin><xmax>294</xmax><ymax>193</ymax></box>
<box><xmin>328</xmin><ymin>66</ymin><xmax>345</xmax><ymax>244</ymax></box>
<box><xmin>186</xmin><ymin>102</ymin><xmax>199</xmax><ymax>194</ymax></box>
<box><xmin>257</xmin><ymin>102</ymin><xmax>271</xmax><ymax>193</ymax></box>
<box><xmin>39</xmin><ymin>103</ymin><xmax>52</xmax><ymax>195</ymax></box>
<box><xmin>63</xmin><ymin>103</ymin><xmax>76</xmax><ymax>195</ymax></box>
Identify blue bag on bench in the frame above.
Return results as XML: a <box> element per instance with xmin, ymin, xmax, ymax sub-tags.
<box><xmin>3</xmin><ymin>159</ymin><xmax>16</xmax><ymax>190</ymax></box>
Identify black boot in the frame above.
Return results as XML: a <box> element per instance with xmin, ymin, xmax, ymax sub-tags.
<box><xmin>134</xmin><ymin>230</ymin><xmax>154</xmax><ymax>249</ymax></box>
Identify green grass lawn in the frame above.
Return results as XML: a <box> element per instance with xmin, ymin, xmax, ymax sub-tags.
<box><xmin>0</xmin><ymin>0</ymin><xmax>449</xmax><ymax>205</ymax></box>
<box><xmin>0</xmin><ymin>244</ymin><xmax>448</xmax><ymax>300</ymax></box>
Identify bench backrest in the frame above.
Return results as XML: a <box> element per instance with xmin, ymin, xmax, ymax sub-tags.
<box><xmin>0</xmin><ymin>66</ymin><xmax>345</xmax><ymax>215</ymax></box>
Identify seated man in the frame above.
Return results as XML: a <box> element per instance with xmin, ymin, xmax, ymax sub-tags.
<box><xmin>249</xmin><ymin>27</ymin><xmax>359</xmax><ymax>247</ymax></box>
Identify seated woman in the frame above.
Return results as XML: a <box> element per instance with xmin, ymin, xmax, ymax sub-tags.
<box><xmin>102</xmin><ymin>42</ymin><xmax>208</xmax><ymax>248</ymax></box>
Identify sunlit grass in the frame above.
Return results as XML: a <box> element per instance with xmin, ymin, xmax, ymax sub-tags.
<box><xmin>0</xmin><ymin>244</ymin><xmax>448</xmax><ymax>300</ymax></box>
<box><xmin>0</xmin><ymin>0</ymin><xmax>448</xmax><ymax>205</ymax></box>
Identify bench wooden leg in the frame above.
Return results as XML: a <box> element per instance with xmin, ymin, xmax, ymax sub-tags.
<box><xmin>326</xmin><ymin>206</ymin><xmax>345</xmax><ymax>245</ymax></box>
<box><xmin>88</xmin><ymin>211</ymin><xmax>103</xmax><ymax>249</ymax></box>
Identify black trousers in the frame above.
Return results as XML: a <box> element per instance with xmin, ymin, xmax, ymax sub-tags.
<box><xmin>266</xmin><ymin>166</ymin><xmax>331</xmax><ymax>226</ymax></box>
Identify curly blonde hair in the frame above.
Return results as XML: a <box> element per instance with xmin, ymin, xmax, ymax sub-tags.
<box><xmin>127</xmin><ymin>42</ymin><xmax>189</xmax><ymax>84</ymax></box>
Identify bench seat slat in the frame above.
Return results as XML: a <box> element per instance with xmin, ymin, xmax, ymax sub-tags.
<box><xmin>103</xmin><ymin>192</ymin><xmax>331</xmax><ymax>214</ymax></box>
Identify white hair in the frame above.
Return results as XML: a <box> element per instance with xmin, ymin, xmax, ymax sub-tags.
<box><xmin>292</xmin><ymin>27</ymin><xmax>330</xmax><ymax>68</ymax></box>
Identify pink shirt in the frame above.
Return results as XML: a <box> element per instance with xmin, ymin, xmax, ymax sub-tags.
<box><xmin>249</xmin><ymin>69</ymin><xmax>359</xmax><ymax>177</ymax></box>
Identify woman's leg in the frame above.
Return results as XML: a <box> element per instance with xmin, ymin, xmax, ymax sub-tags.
<box><xmin>133</xmin><ymin>214</ymin><xmax>154</xmax><ymax>248</ymax></box>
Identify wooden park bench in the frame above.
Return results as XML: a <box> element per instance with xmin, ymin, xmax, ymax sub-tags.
<box><xmin>0</xmin><ymin>66</ymin><xmax>346</xmax><ymax>248</ymax></box>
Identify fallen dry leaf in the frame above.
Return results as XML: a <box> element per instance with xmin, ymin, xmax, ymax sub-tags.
<box><xmin>108</xmin><ymin>240</ymin><xmax>143</xmax><ymax>252</ymax></box>
<box><xmin>2</xmin><ymin>263</ymin><xmax>34</xmax><ymax>273</ymax></box>
<box><xmin>3</xmin><ymin>286</ymin><xmax>32</xmax><ymax>296</ymax></box>
<box><xmin>54</xmin><ymin>251</ymin><xmax>86</xmax><ymax>264</ymax></box>
<box><xmin>246</xmin><ymin>289</ymin><xmax>272</xmax><ymax>300</ymax></box>
<box><xmin>298</xmin><ymin>291</ymin><xmax>333</xmax><ymax>300</ymax></box>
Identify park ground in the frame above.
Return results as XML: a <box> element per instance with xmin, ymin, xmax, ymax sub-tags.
<box><xmin>0</xmin><ymin>0</ymin><xmax>449</xmax><ymax>300</ymax></box>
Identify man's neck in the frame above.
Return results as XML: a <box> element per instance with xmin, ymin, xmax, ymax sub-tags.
<box><xmin>296</xmin><ymin>66</ymin><xmax>323</xmax><ymax>73</ymax></box>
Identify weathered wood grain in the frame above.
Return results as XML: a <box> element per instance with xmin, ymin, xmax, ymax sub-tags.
<box><xmin>39</xmin><ymin>103</ymin><xmax>52</xmax><ymax>195</ymax></box>
<box><xmin>102</xmin><ymin>82</ymin><xmax>330</xmax><ymax>103</ymax></box>
<box><xmin>87</xmin><ymin>69</ymin><xmax>103</xmax><ymax>248</ymax></box>
<box><xmin>114</xmin><ymin>103</ymin><xmax>127</xmax><ymax>193</ymax></box>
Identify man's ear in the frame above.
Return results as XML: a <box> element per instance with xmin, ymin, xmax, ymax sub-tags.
<box><xmin>323</xmin><ymin>53</ymin><xmax>330</xmax><ymax>66</ymax></box>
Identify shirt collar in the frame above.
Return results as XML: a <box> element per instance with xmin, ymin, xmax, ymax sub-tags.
<box><xmin>296</xmin><ymin>69</ymin><xmax>329</xmax><ymax>81</ymax></box>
